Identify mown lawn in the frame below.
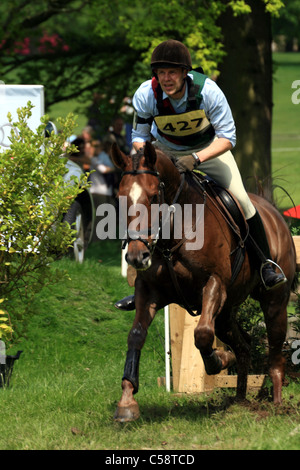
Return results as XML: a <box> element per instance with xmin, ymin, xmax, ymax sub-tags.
<box><xmin>0</xmin><ymin>241</ymin><xmax>300</xmax><ymax>451</ymax></box>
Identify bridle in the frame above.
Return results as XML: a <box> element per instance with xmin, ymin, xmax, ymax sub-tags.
<box><xmin>120</xmin><ymin>167</ymin><xmax>185</xmax><ymax>255</ymax></box>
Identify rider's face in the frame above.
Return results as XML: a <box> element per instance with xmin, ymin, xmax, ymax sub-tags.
<box><xmin>156</xmin><ymin>68</ymin><xmax>187</xmax><ymax>99</ymax></box>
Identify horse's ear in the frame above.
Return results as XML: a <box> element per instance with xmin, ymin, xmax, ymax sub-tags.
<box><xmin>110</xmin><ymin>143</ymin><xmax>127</xmax><ymax>169</ymax></box>
<box><xmin>144</xmin><ymin>141</ymin><xmax>157</xmax><ymax>168</ymax></box>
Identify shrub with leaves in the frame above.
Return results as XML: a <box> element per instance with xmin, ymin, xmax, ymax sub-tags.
<box><xmin>235</xmin><ymin>297</ymin><xmax>268</xmax><ymax>374</ymax></box>
<box><xmin>0</xmin><ymin>103</ymin><xmax>88</xmax><ymax>342</ymax></box>
<box><xmin>0</xmin><ymin>299</ymin><xmax>12</xmax><ymax>343</ymax></box>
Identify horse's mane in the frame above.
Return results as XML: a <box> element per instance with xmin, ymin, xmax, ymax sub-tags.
<box><xmin>131</xmin><ymin>150</ymin><xmax>143</xmax><ymax>172</ymax></box>
<box><xmin>131</xmin><ymin>145</ymin><xmax>177</xmax><ymax>172</ymax></box>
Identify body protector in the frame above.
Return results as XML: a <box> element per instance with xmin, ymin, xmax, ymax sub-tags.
<box><xmin>152</xmin><ymin>70</ymin><xmax>215</xmax><ymax>147</ymax></box>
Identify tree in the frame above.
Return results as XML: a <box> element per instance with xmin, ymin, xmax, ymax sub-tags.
<box><xmin>0</xmin><ymin>1</ymin><xmax>285</xmax><ymax>194</ymax></box>
<box><xmin>217</xmin><ymin>0</ymin><xmax>275</xmax><ymax>196</ymax></box>
<box><xmin>272</xmin><ymin>0</ymin><xmax>300</xmax><ymax>51</ymax></box>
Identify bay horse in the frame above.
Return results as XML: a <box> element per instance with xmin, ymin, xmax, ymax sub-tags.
<box><xmin>111</xmin><ymin>141</ymin><xmax>297</xmax><ymax>422</ymax></box>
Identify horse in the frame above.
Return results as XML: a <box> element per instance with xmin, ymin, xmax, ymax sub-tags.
<box><xmin>110</xmin><ymin>141</ymin><xmax>297</xmax><ymax>422</ymax></box>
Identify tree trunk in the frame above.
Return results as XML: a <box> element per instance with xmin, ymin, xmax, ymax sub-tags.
<box><xmin>217</xmin><ymin>0</ymin><xmax>273</xmax><ymax>199</ymax></box>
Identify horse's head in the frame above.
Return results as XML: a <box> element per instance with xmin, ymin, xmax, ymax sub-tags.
<box><xmin>111</xmin><ymin>141</ymin><xmax>163</xmax><ymax>270</ymax></box>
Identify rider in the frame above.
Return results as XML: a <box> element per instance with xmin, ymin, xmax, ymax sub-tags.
<box><xmin>116</xmin><ymin>39</ymin><xmax>286</xmax><ymax>310</ymax></box>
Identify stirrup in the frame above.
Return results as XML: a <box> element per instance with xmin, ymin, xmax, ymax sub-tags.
<box><xmin>260</xmin><ymin>259</ymin><xmax>287</xmax><ymax>291</ymax></box>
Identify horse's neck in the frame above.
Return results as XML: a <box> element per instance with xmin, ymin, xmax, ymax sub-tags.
<box><xmin>156</xmin><ymin>153</ymin><xmax>184</xmax><ymax>203</ymax></box>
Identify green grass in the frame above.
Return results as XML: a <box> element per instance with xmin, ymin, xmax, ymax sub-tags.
<box><xmin>1</xmin><ymin>241</ymin><xmax>300</xmax><ymax>450</ymax></box>
<box><xmin>272</xmin><ymin>52</ymin><xmax>300</xmax><ymax>211</ymax></box>
<box><xmin>48</xmin><ymin>98</ymin><xmax>88</xmax><ymax>135</ymax></box>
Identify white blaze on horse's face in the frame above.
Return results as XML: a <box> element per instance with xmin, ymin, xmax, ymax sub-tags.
<box><xmin>129</xmin><ymin>181</ymin><xmax>143</xmax><ymax>205</ymax></box>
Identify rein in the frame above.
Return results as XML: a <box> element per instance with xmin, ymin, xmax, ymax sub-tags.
<box><xmin>121</xmin><ymin>165</ymin><xmax>203</xmax><ymax>317</ymax></box>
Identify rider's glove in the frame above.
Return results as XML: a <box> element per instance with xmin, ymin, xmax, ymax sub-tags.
<box><xmin>176</xmin><ymin>153</ymin><xmax>201</xmax><ymax>173</ymax></box>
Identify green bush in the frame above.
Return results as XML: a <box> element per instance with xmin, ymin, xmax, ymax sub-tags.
<box><xmin>0</xmin><ymin>103</ymin><xmax>88</xmax><ymax>343</ymax></box>
<box><xmin>235</xmin><ymin>297</ymin><xmax>268</xmax><ymax>374</ymax></box>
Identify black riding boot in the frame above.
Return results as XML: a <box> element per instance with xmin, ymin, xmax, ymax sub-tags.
<box><xmin>115</xmin><ymin>294</ymin><xmax>135</xmax><ymax>311</ymax></box>
<box><xmin>247</xmin><ymin>210</ymin><xmax>287</xmax><ymax>290</ymax></box>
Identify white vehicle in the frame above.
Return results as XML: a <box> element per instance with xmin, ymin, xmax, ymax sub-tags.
<box><xmin>0</xmin><ymin>84</ymin><xmax>95</xmax><ymax>262</ymax></box>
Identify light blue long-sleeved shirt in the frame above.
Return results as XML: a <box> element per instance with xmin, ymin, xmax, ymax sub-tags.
<box><xmin>132</xmin><ymin>73</ymin><xmax>236</xmax><ymax>150</ymax></box>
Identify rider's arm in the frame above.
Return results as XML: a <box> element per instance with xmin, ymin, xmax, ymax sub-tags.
<box><xmin>192</xmin><ymin>78</ymin><xmax>235</xmax><ymax>163</ymax></box>
<box><xmin>131</xmin><ymin>80</ymin><xmax>155</xmax><ymax>151</ymax></box>
<box><xmin>192</xmin><ymin>137</ymin><xmax>232</xmax><ymax>164</ymax></box>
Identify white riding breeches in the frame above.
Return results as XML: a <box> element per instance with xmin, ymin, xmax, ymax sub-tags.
<box><xmin>153</xmin><ymin>139</ymin><xmax>256</xmax><ymax>220</ymax></box>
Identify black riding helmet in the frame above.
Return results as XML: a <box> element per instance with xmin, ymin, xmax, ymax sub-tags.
<box><xmin>151</xmin><ymin>39</ymin><xmax>192</xmax><ymax>77</ymax></box>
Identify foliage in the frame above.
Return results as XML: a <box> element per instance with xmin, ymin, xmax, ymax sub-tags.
<box><xmin>0</xmin><ymin>0</ymin><xmax>286</xmax><ymax>116</ymax></box>
<box><xmin>272</xmin><ymin>0</ymin><xmax>300</xmax><ymax>49</ymax></box>
<box><xmin>236</xmin><ymin>297</ymin><xmax>268</xmax><ymax>374</ymax></box>
<box><xmin>0</xmin><ymin>299</ymin><xmax>13</xmax><ymax>343</ymax></box>
<box><xmin>0</xmin><ymin>103</ymin><xmax>88</xmax><ymax>342</ymax></box>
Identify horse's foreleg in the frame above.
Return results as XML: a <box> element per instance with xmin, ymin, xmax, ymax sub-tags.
<box><xmin>261</xmin><ymin>296</ymin><xmax>288</xmax><ymax>404</ymax></box>
<box><xmin>114</xmin><ymin>301</ymin><xmax>156</xmax><ymax>422</ymax></box>
<box><xmin>194</xmin><ymin>275</ymin><xmax>227</xmax><ymax>375</ymax></box>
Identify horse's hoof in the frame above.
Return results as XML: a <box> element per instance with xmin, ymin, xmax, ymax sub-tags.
<box><xmin>114</xmin><ymin>403</ymin><xmax>140</xmax><ymax>422</ymax></box>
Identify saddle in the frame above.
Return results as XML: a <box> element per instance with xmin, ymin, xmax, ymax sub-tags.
<box><xmin>189</xmin><ymin>171</ymin><xmax>249</xmax><ymax>285</ymax></box>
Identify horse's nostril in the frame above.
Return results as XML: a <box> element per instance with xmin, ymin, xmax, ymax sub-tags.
<box><xmin>126</xmin><ymin>249</ymin><xmax>151</xmax><ymax>270</ymax></box>
<box><xmin>142</xmin><ymin>252</ymin><xmax>150</xmax><ymax>262</ymax></box>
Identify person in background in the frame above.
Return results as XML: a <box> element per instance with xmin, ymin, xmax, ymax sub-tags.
<box><xmin>89</xmin><ymin>140</ymin><xmax>115</xmax><ymax>204</ymax></box>
<box><xmin>89</xmin><ymin>140</ymin><xmax>116</xmax><ymax>242</ymax></box>
<box><xmin>81</xmin><ymin>126</ymin><xmax>95</xmax><ymax>171</ymax></box>
<box><xmin>67</xmin><ymin>137</ymin><xmax>91</xmax><ymax>170</ymax></box>
<box><xmin>104</xmin><ymin>116</ymin><xmax>130</xmax><ymax>155</ymax></box>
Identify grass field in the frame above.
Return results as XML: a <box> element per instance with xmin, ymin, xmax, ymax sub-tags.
<box><xmin>0</xmin><ymin>53</ymin><xmax>300</xmax><ymax>451</ymax></box>
<box><xmin>272</xmin><ymin>52</ymin><xmax>300</xmax><ymax>211</ymax></box>
<box><xmin>1</xmin><ymin>241</ymin><xmax>300</xmax><ymax>451</ymax></box>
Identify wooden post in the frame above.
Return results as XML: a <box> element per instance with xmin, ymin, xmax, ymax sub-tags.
<box><xmin>293</xmin><ymin>236</ymin><xmax>300</xmax><ymax>272</ymax></box>
<box><xmin>169</xmin><ymin>304</ymin><xmax>222</xmax><ymax>393</ymax></box>
<box><xmin>168</xmin><ymin>303</ymin><xmax>266</xmax><ymax>394</ymax></box>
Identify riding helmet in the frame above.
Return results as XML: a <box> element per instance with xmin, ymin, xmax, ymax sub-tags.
<box><xmin>151</xmin><ymin>39</ymin><xmax>192</xmax><ymax>73</ymax></box>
